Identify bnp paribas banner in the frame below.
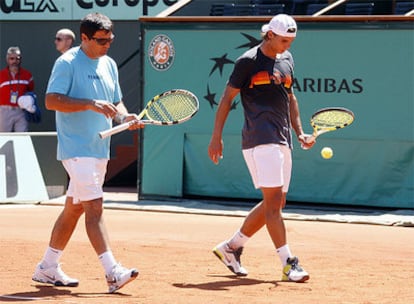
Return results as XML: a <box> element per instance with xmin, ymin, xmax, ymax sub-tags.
<box><xmin>0</xmin><ymin>0</ymin><xmax>176</xmax><ymax>20</ymax></box>
<box><xmin>140</xmin><ymin>20</ymin><xmax>414</xmax><ymax>209</ymax></box>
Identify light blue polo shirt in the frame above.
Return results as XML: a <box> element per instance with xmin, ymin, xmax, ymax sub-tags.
<box><xmin>46</xmin><ymin>47</ymin><xmax>122</xmax><ymax>160</ymax></box>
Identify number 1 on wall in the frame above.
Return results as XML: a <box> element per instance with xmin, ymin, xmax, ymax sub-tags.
<box><xmin>0</xmin><ymin>140</ymin><xmax>18</xmax><ymax>198</ymax></box>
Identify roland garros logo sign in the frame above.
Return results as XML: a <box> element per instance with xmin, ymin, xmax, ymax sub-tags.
<box><xmin>148</xmin><ymin>34</ymin><xmax>175</xmax><ymax>71</ymax></box>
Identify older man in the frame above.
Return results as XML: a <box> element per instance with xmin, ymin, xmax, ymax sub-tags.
<box><xmin>55</xmin><ymin>28</ymin><xmax>76</xmax><ymax>54</ymax></box>
<box><xmin>32</xmin><ymin>13</ymin><xmax>143</xmax><ymax>293</ymax></box>
<box><xmin>0</xmin><ymin>46</ymin><xmax>34</xmax><ymax>132</ymax></box>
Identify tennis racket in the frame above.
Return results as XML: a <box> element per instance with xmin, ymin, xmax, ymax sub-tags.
<box><xmin>99</xmin><ymin>89</ymin><xmax>199</xmax><ymax>139</ymax></box>
<box><xmin>302</xmin><ymin>107</ymin><xmax>355</xmax><ymax>149</ymax></box>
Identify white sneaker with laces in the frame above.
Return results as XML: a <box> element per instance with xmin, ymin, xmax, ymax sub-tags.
<box><xmin>282</xmin><ymin>256</ymin><xmax>310</xmax><ymax>283</ymax></box>
<box><xmin>106</xmin><ymin>263</ymin><xmax>139</xmax><ymax>293</ymax></box>
<box><xmin>32</xmin><ymin>263</ymin><xmax>79</xmax><ymax>287</ymax></box>
<box><xmin>212</xmin><ymin>241</ymin><xmax>248</xmax><ymax>276</ymax></box>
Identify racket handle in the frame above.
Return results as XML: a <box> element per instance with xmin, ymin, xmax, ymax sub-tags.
<box><xmin>99</xmin><ymin>121</ymin><xmax>133</xmax><ymax>139</ymax></box>
<box><xmin>300</xmin><ymin>134</ymin><xmax>316</xmax><ymax>150</ymax></box>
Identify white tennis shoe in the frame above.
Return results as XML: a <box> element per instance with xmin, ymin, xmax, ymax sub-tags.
<box><xmin>106</xmin><ymin>263</ymin><xmax>139</xmax><ymax>293</ymax></box>
<box><xmin>282</xmin><ymin>256</ymin><xmax>310</xmax><ymax>282</ymax></box>
<box><xmin>32</xmin><ymin>263</ymin><xmax>79</xmax><ymax>287</ymax></box>
<box><xmin>213</xmin><ymin>241</ymin><xmax>248</xmax><ymax>276</ymax></box>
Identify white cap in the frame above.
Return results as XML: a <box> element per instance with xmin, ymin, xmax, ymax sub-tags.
<box><xmin>261</xmin><ymin>14</ymin><xmax>297</xmax><ymax>38</ymax></box>
<box><xmin>7</xmin><ymin>46</ymin><xmax>21</xmax><ymax>56</ymax></box>
<box><xmin>17</xmin><ymin>95</ymin><xmax>36</xmax><ymax>113</ymax></box>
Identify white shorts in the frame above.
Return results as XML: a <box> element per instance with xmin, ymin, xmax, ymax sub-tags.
<box><xmin>62</xmin><ymin>157</ymin><xmax>108</xmax><ymax>204</ymax></box>
<box><xmin>242</xmin><ymin>144</ymin><xmax>292</xmax><ymax>192</ymax></box>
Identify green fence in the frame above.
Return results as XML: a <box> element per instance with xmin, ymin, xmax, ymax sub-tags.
<box><xmin>139</xmin><ymin>17</ymin><xmax>414</xmax><ymax>209</ymax></box>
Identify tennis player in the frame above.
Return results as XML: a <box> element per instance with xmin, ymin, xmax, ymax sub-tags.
<box><xmin>208</xmin><ymin>14</ymin><xmax>315</xmax><ymax>282</ymax></box>
<box><xmin>32</xmin><ymin>13</ymin><xmax>143</xmax><ymax>293</ymax></box>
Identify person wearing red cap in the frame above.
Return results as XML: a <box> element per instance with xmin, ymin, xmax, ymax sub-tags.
<box><xmin>208</xmin><ymin>14</ymin><xmax>314</xmax><ymax>282</ymax></box>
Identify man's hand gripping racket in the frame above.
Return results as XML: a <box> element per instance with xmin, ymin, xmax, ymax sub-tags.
<box><xmin>99</xmin><ymin>89</ymin><xmax>199</xmax><ymax>139</ymax></box>
<box><xmin>301</xmin><ymin>107</ymin><xmax>355</xmax><ymax>150</ymax></box>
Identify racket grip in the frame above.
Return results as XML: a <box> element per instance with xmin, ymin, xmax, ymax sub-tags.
<box><xmin>99</xmin><ymin>121</ymin><xmax>133</xmax><ymax>139</ymax></box>
<box><xmin>300</xmin><ymin>134</ymin><xmax>316</xmax><ymax>150</ymax></box>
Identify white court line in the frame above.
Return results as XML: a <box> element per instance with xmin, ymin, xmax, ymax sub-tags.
<box><xmin>0</xmin><ymin>204</ymin><xmax>38</xmax><ymax>209</ymax></box>
<box><xmin>0</xmin><ymin>294</ymin><xmax>43</xmax><ymax>300</ymax></box>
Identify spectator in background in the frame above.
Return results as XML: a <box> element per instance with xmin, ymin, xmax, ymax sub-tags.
<box><xmin>55</xmin><ymin>28</ymin><xmax>76</xmax><ymax>54</ymax></box>
<box><xmin>0</xmin><ymin>46</ymin><xmax>35</xmax><ymax>132</ymax></box>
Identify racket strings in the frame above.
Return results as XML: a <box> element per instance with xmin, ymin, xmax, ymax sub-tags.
<box><xmin>147</xmin><ymin>93</ymin><xmax>198</xmax><ymax>123</ymax></box>
<box><xmin>312</xmin><ymin>111</ymin><xmax>353</xmax><ymax>129</ymax></box>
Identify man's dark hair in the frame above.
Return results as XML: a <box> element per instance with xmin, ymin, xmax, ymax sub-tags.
<box><xmin>80</xmin><ymin>13</ymin><xmax>113</xmax><ymax>39</ymax></box>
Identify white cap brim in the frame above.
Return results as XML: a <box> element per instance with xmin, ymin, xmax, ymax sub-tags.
<box><xmin>261</xmin><ymin>14</ymin><xmax>297</xmax><ymax>38</ymax></box>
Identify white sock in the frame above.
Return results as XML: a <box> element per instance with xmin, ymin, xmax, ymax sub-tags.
<box><xmin>41</xmin><ymin>246</ymin><xmax>62</xmax><ymax>268</ymax></box>
<box><xmin>276</xmin><ymin>244</ymin><xmax>292</xmax><ymax>267</ymax></box>
<box><xmin>228</xmin><ymin>230</ymin><xmax>250</xmax><ymax>249</ymax></box>
<box><xmin>99</xmin><ymin>251</ymin><xmax>117</xmax><ymax>274</ymax></box>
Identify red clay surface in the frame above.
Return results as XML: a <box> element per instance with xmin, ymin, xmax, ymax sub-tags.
<box><xmin>0</xmin><ymin>204</ymin><xmax>413</xmax><ymax>304</ymax></box>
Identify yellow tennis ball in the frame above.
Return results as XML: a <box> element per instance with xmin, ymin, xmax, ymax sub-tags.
<box><xmin>321</xmin><ymin>147</ymin><xmax>333</xmax><ymax>159</ymax></box>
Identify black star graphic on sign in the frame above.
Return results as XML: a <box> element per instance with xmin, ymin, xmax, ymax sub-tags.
<box><xmin>231</xmin><ymin>100</ymin><xmax>240</xmax><ymax>110</ymax></box>
<box><xmin>209</xmin><ymin>53</ymin><xmax>234</xmax><ymax>76</ymax></box>
<box><xmin>204</xmin><ymin>85</ymin><xmax>218</xmax><ymax>109</ymax></box>
<box><xmin>236</xmin><ymin>33</ymin><xmax>261</xmax><ymax>49</ymax></box>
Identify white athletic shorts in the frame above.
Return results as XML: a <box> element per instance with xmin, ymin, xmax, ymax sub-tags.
<box><xmin>62</xmin><ymin>157</ymin><xmax>108</xmax><ymax>204</ymax></box>
<box><xmin>242</xmin><ymin>144</ymin><xmax>292</xmax><ymax>192</ymax></box>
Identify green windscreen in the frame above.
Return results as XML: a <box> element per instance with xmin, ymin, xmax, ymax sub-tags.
<box><xmin>140</xmin><ymin>20</ymin><xmax>414</xmax><ymax>209</ymax></box>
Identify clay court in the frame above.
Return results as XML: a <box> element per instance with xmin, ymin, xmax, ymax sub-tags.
<box><xmin>0</xmin><ymin>195</ymin><xmax>413</xmax><ymax>304</ymax></box>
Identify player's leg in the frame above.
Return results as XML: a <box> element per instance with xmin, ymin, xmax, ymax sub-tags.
<box><xmin>212</xmin><ymin>146</ymin><xmax>268</xmax><ymax>276</ymax></box>
<box><xmin>261</xmin><ymin>145</ymin><xmax>309</xmax><ymax>282</ymax></box>
<box><xmin>32</xmin><ymin>174</ymin><xmax>84</xmax><ymax>287</ymax></box>
<box><xmin>212</xmin><ymin>198</ymin><xmax>265</xmax><ymax>273</ymax></box>
<box><xmin>230</xmin><ymin>146</ymin><xmax>292</xmax><ymax>238</ymax></box>
<box><xmin>240</xmin><ymin>200</ymin><xmax>265</xmax><ymax>236</ymax></box>
<box><xmin>81</xmin><ymin>197</ymin><xmax>137</xmax><ymax>293</ymax></box>
<box><xmin>242</xmin><ymin>144</ymin><xmax>308</xmax><ymax>282</ymax></box>
<box><xmin>49</xmin><ymin>196</ymin><xmax>84</xmax><ymax>249</ymax></box>
<box><xmin>77</xmin><ymin>157</ymin><xmax>138</xmax><ymax>293</ymax></box>
<box><xmin>262</xmin><ymin>187</ymin><xmax>309</xmax><ymax>283</ymax></box>
<box><xmin>262</xmin><ymin>186</ymin><xmax>286</xmax><ymax>247</ymax></box>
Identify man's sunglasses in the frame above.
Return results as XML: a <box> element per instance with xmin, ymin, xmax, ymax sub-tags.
<box><xmin>90</xmin><ymin>34</ymin><xmax>115</xmax><ymax>46</ymax></box>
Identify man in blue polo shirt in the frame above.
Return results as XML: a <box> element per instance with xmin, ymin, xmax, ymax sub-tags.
<box><xmin>32</xmin><ymin>13</ymin><xmax>143</xmax><ymax>293</ymax></box>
